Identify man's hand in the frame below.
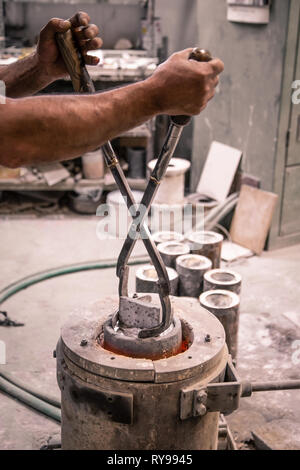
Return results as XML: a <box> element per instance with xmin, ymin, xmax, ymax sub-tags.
<box><xmin>148</xmin><ymin>48</ymin><xmax>224</xmax><ymax>116</ymax></box>
<box><xmin>36</xmin><ymin>11</ymin><xmax>103</xmax><ymax>83</ymax></box>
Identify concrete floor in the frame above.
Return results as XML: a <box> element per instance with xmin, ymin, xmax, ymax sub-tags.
<box><xmin>0</xmin><ymin>217</ymin><xmax>299</xmax><ymax>450</ymax></box>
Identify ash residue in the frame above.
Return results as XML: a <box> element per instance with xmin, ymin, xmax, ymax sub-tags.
<box><xmin>266</xmin><ymin>323</ymin><xmax>298</xmax><ymax>353</ymax></box>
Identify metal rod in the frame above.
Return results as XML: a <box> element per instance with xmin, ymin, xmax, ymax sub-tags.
<box><xmin>241</xmin><ymin>380</ymin><xmax>300</xmax><ymax>397</ymax></box>
<box><xmin>252</xmin><ymin>380</ymin><xmax>300</xmax><ymax>392</ymax></box>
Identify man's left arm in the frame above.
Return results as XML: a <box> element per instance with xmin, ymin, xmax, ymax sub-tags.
<box><xmin>0</xmin><ymin>11</ymin><xmax>102</xmax><ymax>98</ymax></box>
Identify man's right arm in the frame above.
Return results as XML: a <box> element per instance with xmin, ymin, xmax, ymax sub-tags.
<box><xmin>0</xmin><ymin>50</ymin><xmax>223</xmax><ymax>169</ymax></box>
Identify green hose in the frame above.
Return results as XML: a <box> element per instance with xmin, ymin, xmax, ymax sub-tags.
<box><xmin>0</xmin><ymin>256</ymin><xmax>148</xmax><ymax>421</ymax></box>
<box><xmin>0</xmin><ymin>370</ymin><xmax>61</xmax><ymax>408</ymax></box>
<box><xmin>0</xmin><ymin>257</ymin><xmax>148</xmax><ymax>306</ymax></box>
<box><xmin>0</xmin><ymin>376</ymin><xmax>61</xmax><ymax>423</ymax></box>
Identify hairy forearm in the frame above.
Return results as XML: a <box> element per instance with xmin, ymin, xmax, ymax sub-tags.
<box><xmin>0</xmin><ymin>79</ymin><xmax>160</xmax><ymax>168</ymax></box>
<box><xmin>0</xmin><ymin>53</ymin><xmax>51</xmax><ymax>98</ymax></box>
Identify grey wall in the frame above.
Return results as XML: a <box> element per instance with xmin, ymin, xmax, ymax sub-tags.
<box><xmin>157</xmin><ymin>0</ymin><xmax>290</xmax><ymax>193</ymax></box>
<box><xmin>156</xmin><ymin>0</ymin><xmax>197</xmax><ymax>54</ymax></box>
<box><xmin>156</xmin><ymin>0</ymin><xmax>198</xmax><ymax>168</ymax></box>
<box><xmin>191</xmin><ymin>0</ymin><xmax>290</xmax><ymax>192</ymax></box>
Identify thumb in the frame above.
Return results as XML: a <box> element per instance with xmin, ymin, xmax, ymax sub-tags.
<box><xmin>39</xmin><ymin>18</ymin><xmax>71</xmax><ymax>42</ymax></box>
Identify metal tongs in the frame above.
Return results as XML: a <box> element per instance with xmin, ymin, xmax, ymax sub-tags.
<box><xmin>56</xmin><ymin>30</ymin><xmax>212</xmax><ymax>338</ymax></box>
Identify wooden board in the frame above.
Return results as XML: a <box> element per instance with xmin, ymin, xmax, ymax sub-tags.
<box><xmin>230</xmin><ymin>185</ymin><xmax>278</xmax><ymax>255</ymax></box>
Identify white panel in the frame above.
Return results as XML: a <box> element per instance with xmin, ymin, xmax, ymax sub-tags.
<box><xmin>196</xmin><ymin>141</ymin><xmax>242</xmax><ymax>202</ymax></box>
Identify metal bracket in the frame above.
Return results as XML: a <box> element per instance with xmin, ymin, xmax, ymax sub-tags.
<box><xmin>180</xmin><ymin>358</ymin><xmax>241</xmax><ymax>420</ymax></box>
<box><xmin>68</xmin><ymin>380</ymin><xmax>133</xmax><ymax>425</ymax></box>
<box><xmin>58</xmin><ymin>346</ymin><xmax>134</xmax><ymax>425</ymax></box>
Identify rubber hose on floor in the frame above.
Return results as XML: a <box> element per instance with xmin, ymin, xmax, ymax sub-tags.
<box><xmin>0</xmin><ymin>376</ymin><xmax>61</xmax><ymax>423</ymax></box>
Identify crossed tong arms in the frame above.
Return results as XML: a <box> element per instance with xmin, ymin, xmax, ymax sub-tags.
<box><xmin>102</xmin><ymin>123</ymin><xmax>184</xmax><ymax>338</ymax></box>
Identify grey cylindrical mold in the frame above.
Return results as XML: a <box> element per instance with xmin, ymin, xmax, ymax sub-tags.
<box><xmin>203</xmin><ymin>269</ymin><xmax>242</xmax><ymax>295</ymax></box>
<box><xmin>157</xmin><ymin>241</ymin><xmax>190</xmax><ymax>269</ymax></box>
<box><xmin>152</xmin><ymin>231</ymin><xmax>184</xmax><ymax>245</ymax></box>
<box><xmin>200</xmin><ymin>289</ymin><xmax>240</xmax><ymax>361</ymax></box>
<box><xmin>187</xmin><ymin>231</ymin><xmax>224</xmax><ymax>268</ymax></box>
<box><xmin>136</xmin><ymin>264</ymin><xmax>179</xmax><ymax>295</ymax></box>
<box><xmin>176</xmin><ymin>254</ymin><xmax>212</xmax><ymax>298</ymax></box>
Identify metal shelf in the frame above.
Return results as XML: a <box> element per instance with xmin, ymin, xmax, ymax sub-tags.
<box><xmin>0</xmin><ymin>177</ymin><xmax>147</xmax><ymax>192</ymax></box>
<box><xmin>7</xmin><ymin>0</ymin><xmax>140</xmax><ymax>4</ymax></box>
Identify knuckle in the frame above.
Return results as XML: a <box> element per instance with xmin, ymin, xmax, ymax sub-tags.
<box><xmin>91</xmin><ymin>38</ymin><xmax>99</xmax><ymax>48</ymax></box>
<box><xmin>197</xmin><ymin>69</ymin><xmax>209</xmax><ymax>82</ymax></box>
<box><xmin>39</xmin><ymin>18</ymin><xmax>59</xmax><ymax>37</ymax></box>
<box><xmin>87</xmin><ymin>24</ymin><xmax>99</xmax><ymax>37</ymax></box>
<box><xmin>80</xmin><ymin>11</ymin><xmax>90</xmax><ymax>23</ymax></box>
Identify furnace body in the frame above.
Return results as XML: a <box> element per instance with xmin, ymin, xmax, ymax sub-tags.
<box><xmin>57</xmin><ymin>296</ymin><xmax>228</xmax><ymax>450</ymax></box>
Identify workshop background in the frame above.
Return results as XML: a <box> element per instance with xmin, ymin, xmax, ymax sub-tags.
<box><xmin>0</xmin><ymin>0</ymin><xmax>300</xmax><ymax>451</ymax></box>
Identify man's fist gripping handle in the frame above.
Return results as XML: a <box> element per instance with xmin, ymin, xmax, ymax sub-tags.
<box><xmin>171</xmin><ymin>48</ymin><xmax>212</xmax><ymax>127</ymax></box>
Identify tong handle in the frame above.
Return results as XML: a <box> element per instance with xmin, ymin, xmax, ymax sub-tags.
<box><xmin>171</xmin><ymin>48</ymin><xmax>212</xmax><ymax>127</ymax></box>
<box><xmin>56</xmin><ymin>29</ymin><xmax>95</xmax><ymax>94</ymax></box>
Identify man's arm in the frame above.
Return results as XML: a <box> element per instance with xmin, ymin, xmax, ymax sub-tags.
<box><xmin>0</xmin><ymin>12</ymin><xmax>102</xmax><ymax>98</ymax></box>
<box><xmin>0</xmin><ymin>51</ymin><xmax>223</xmax><ymax>169</ymax></box>
<box><xmin>0</xmin><ymin>54</ymin><xmax>51</xmax><ymax>98</ymax></box>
